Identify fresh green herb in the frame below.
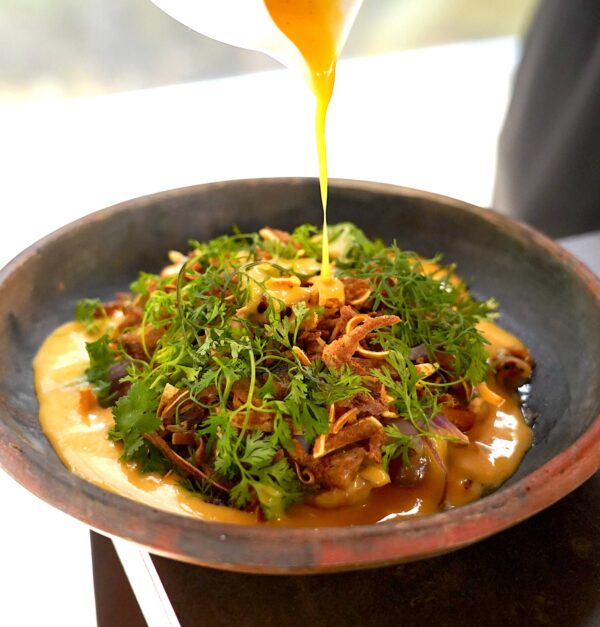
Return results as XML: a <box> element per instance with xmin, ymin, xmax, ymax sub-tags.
<box><xmin>228</xmin><ymin>432</ymin><xmax>302</xmax><ymax>519</ymax></box>
<box><xmin>84</xmin><ymin>334</ymin><xmax>117</xmax><ymax>407</ymax></box>
<box><xmin>338</xmin><ymin>240</ymin><xmax>496</xmax><ymax>386</ymax></box>
<box><xmin>109</xmin><ymin>382</ymin><xmax>162</xmax><ymax>467</ymax></box>
<box><xmin>74</xmin><ymin>297</ymin><xmax>105</xmax><ymax>333</ymax></box>
<box><xmin>78</xmin><ymin>223</ymin><xmax>502</xmax><ymax>520</ymax></box>
<box><xmin>75</xmin><ymin>298</ymin><xmax>103</xmax><ymax>323</ymax></box>
<box><xmin>381</xmin><ymin>424</ymin><xmax>419</xmax><ymax>472</ymax></box>
<box><xmin>280</xmin><ymin>369</ymin><xmax>330</xmax><ymax>442</ymax></box>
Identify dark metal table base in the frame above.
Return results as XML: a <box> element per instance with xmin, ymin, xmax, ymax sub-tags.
<box><xmin>91</xmin><ymin>532</ymin><xmax>146</xmax><ymax>627</ymax></box>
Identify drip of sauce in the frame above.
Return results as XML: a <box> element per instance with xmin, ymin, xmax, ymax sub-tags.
<box><xmin>263</xmin><ymin>0</ymin><xmax>350</xmax><ymax>280</ymax></box>
<box><xmin>34</xmin><ymin>320</ymin><xmax>532</xmax><ymax>527</ymax></box>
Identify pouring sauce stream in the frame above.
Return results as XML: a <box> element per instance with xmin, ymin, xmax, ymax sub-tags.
<box><xmin>264</xmin><ymin>0</ymin><xmax>349</xmax><ymax>280</ymax></box>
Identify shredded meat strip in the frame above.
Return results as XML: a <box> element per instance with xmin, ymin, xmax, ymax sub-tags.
<box><xmin>143</xmin><ymin>432</ymin><xmax>230</xmax><ymax>492</ymax></box>
<box><xmin>231</xmin><ymin>411</ymin><xmax>275</xmax><ymax>432</ymax></box>
<box><xmin>289</xmin><ymin>416</ymin><xmax>385</xmax><ymax>489</ymax></box>
<box><xmin>338</xmin><ymin>393</ymin><xmax>389</xmax><ymax>419</ymax></box>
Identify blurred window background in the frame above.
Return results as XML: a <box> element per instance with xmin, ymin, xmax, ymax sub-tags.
<box><xmin>2</xmin><ymin>0</ymin><xmax>539</xmax><ymax>103</ymax></box>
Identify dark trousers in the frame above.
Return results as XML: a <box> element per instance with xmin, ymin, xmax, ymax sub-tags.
<box><xmin>494</xmin><ymin>0</ymin><xmax>600</xmax><ymax>237</ymax></box>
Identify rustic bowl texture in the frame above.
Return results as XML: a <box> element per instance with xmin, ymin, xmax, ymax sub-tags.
<box><xmin>0</xmin><ymin>179</ymin><xmax>599</xmax><ymax>573</ymax></box>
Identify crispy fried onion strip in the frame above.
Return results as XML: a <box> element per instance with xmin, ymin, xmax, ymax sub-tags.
<box><xmin>344</xmin><ymin>314</ymin><xmax>391</xmax><ymax>359</ymax></box>
<box><xmin>322</xmin><ymin>314</ymin><xmax>400</xmax><ymax>372</ymax></box>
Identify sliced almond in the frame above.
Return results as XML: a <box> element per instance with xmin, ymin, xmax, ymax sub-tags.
<box><xmin>477</xmin><ymin>382</ymin><xmax>506</xmax><ymax>407</ymax></box>
<box><xmin>157</xmin><ymin>384</ymin><xmax>190</xmax><ymax>421</ymax></box>
<box><xmin>355</xmin><ymin>346</ymin><xmax>389</xmax><ymax>359</ymax></box>
<box><xmin>292</xmin><ymin>346</ymin><xmax>311</xmax><ymax>366</ymax></box>
<box><xmin>331</xmin><ymin>408</ymin><xmax>359</xmax><ymax>434</ymax></box>
<box><xmin>415</xmin><ymin>362</ymin><xmax>438</xmax><ymax>378</ymax></box>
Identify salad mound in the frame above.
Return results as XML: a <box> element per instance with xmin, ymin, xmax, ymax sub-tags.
<box><xmin>74</xmin><ymin>223</ymin><xmax>533</xmax><ymax>521</ymax></box>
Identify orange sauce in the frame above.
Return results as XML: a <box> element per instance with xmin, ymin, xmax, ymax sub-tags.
<box><xmin>34</xmin><ymin>320</ymin><xmax>532</xmax><ymax>527</ymax></box>
<box><xmin>264</xmin><ymin>0</ymin><xmax>350</xmax><ymax>280</ymax></box>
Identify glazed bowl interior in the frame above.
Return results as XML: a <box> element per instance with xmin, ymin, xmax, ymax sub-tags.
<box><xmin>0</xmin><ymin>178</ymin><xmax>599</xmax><ymax>573</ymax></box>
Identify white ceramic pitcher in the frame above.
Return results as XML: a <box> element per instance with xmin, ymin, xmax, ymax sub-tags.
<box><xmin>149</xmin><ymin>0</ymin><xmax>363</xmax><ymax>82</ymax></box>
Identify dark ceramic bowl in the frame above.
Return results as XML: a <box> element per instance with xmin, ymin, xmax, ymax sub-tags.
<box><xmin>1</xmin><ymin>179</ymin><xmax>599</xmax><ymax>573</ymax></box>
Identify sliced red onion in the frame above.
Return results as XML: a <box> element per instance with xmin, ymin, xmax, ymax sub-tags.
<box><xmin>385</xmin><ymin>418</ymin><xmax>423</xmax><ymax>455</ymax></box>
<box><xmin>386</xmin><ymin>417</ymin><xmax>418</xmax><ymax>436</ymax></box>
<box><xmin>432</xmin><ymin>413</ymin><xmax>469</xmax><ymax>445</ymax></box>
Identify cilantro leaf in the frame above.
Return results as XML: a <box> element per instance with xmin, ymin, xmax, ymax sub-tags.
<box><xmin>109</xmin><ymin>382</ymin><xmax>160</xmax><ymax>461</ymax></box>
<box><xmin>283</xmin><ymin>372</ymin><xmax>330</xmax><ymax>442</ymax></box>
<box><xmin>229</xmin><ymin>432</ymin><xmax>302</xmax><ymax>520</ymax></box>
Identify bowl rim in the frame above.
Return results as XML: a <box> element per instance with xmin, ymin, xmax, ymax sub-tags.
<box><xmin>1</xmin><ymin>177</ymin><xmax>599</xmax><ymax>573</ymax></box>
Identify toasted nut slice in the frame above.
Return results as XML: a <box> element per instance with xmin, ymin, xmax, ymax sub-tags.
<box><xmin>157</xmin><ymin>384</ymin><xmax>190</xmax><ymax>421</ymax></box>
<box><xmin>171</xmin><ymin>430</ymin><xmax>196</xmax><ymax>446</ymax></box>
<box><xmin>160</xmin><ymin>263</ymin><xmax>184</xmax><ymax>278</ymax></box>
<box><xmin>477</xmin><ymin>382</ymin><xmax>506</xmax><ymax>407</ymax></box>
<box><xmin>259</xmin><ymin>227</ymin><xmax>279</xmax><ymax>242</ymax></box>
<box><xmin>160</xmin><ymin>251</ymin><xmax>188</xmax><ymax>278</ymax></box>
<box><xmin>292</xmin><ymin>346</ymin><xmax>311</xmax><ymax>366</ymax></box>
<box><xmin>355</xmin><ymin>346</ymin><xmax>389</xmax><ymax>359</ymax></box>
<box><xmin>313</xmin><ymin>416</ymin><xmax>383</xmax><ymax>459</ymax></box>
<box><xmin>313</xmin><ymin>435</ymin><xmax>327</xmax><ymax>459</ymax></box>
<box><xmin>331</xmin><ymin>408</ymin><xmax>359</xmax><ymax>434</ymax></box>
<box><xmin>259</xmin><ymin>227</ymin><xmax>291</xmax><ymax>243</ymax></box>
<box><xmin>328</xmin><ymin>404</ymin><xmax>336</xmax><ymax>424</ymax></box>
<box><xmin>168</xmin><ymin>250</ymin><xmax>188</xmax><ymax>265</ymax></box>
<box><xmin>415</xmin><ymin>362</ymin><xmax>438</xmax><ymax>378</ymax></box>
<box><xmin>379</xmin><ymin>384</ymin><xmax>395</xmax><ymax>404</ymax></box>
